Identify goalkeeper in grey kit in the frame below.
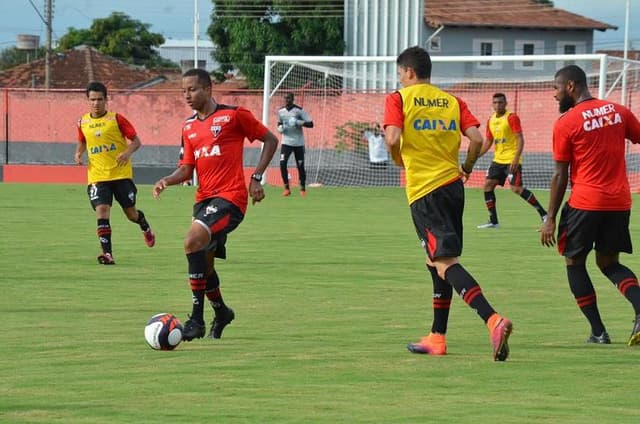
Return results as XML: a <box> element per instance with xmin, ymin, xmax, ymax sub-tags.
<box><xmin>277</xmin><ymin>92</ymin><xmax>314</xmax><ymax>196</ymax></box>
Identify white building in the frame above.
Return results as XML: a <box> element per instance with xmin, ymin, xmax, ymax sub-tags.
<box><xmin>156</xmin><ymin>39</ymin><xmax>218</xmax><ymax>72</ymax></box>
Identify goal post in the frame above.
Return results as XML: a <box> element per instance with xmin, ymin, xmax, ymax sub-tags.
<box><xmin>263</xmin><ymin>54</ymin><xmax>640</xmax><ymax>190</ymax></box>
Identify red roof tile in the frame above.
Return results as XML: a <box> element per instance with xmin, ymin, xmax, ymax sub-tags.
<box><xmin>425</xmin><ymin>0</ymin><xmax>616</xmax><ymax>31</ymax></box>
<box><xmin>0</xmin><ymin>45</ymin><xmax>163</xmax><ymax>89</ymax></box>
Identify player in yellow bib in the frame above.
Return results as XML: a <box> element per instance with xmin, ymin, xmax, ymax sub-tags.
<box><xmin>383</xmin><ymin>46</ymin><xmax>512</xmax><ymax>361</ymax></box>
<box><xmin>477</xmin><ymin>93</ymin><xmax>547</xmax><ymax>228</ymax></box>
<box><xmin>75</xmin><ymin>81</ymin><xmax>155</xmax><ymax>265</ymax></box>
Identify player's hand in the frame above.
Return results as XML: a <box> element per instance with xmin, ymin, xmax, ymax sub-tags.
<box><xmin>249</xmin><ymin>179</ymin><xmax>265</xmax><ymax>204</ymax></box>
<box><xmin>153</xmin><ymin>179</ymin><xmax>168</xmax><ymax>199</ymax></box>
<box><xmin>459</xmin><ymin>164</ymin><xmax>471</xmax><ymax>183</ymax></box>
<box><xmin>74</xmin><ymin>152</ymin><xmax>83</xmax><ymax>165</ymax></box>
<box><xmin>115</xmin><ymin>152</ymin><xmax>131</xmax><ymax>166</ymax></box>
<box><xmin>509</xmin><ymin>161</ymin><xmax>518</xmax><ymax>174</ymax></box>
<box><xmin>540</xmin><ymin>216</ymin><xmax>556</xmax><ymax>247</ymax></box>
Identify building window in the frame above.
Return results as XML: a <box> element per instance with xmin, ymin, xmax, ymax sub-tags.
<box><xmin>473</xmin><ymin>39</ymin><xmax>503</xmax><ymax>70</ymax></box>
<box><xmin>515</xmin><ymin>40</ymin><xmax>544</xmax><ymax>70</ymax></box>
<box><xmin>556</xmin><ymin>41</ymin><xmax>586</xmax><ymax>69</ymax></box>
<box><xmin>428</xmin><ymin>36</ymin><xmax>441</xmax><ymax>53</ymax></box>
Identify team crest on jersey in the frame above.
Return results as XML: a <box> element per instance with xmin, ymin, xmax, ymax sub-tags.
<box><xmin>211</xmin><ymin>125</ymin><xmax>222</xmax><ymax>138</ymax></box>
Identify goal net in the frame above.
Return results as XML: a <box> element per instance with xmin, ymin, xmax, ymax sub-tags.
<box><xmin>263</xmin><ymin>54</ymin><xmax>640</xmax><ymax>191</ymax></box>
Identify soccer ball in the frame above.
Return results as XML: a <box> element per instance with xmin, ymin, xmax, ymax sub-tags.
<box><xmin>144</xmin><ymin>313</ymin><xmax>183</xmax><ymax>351</ymax></box>
<box><xmin>287</xmin><ymin>116</ymin><xmax>298</xmax><ymax>128</ymax></box>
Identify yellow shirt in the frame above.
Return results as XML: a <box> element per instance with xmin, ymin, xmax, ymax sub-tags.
<box><xmin>78</xmin><ymin>111</ymin><xmax>135</xmax><ymax>184</ymax></box>
<box><xmin>487</xmin><ymin>111</ymin><xmax>522</xmax><ymax>164</ymax></box>
<box><xmin>395</xmin><ymin>84</ymin><xmax>474</xmax><ymax>204</ymax></box>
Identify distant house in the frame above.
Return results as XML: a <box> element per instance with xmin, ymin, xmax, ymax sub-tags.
<box><xmin>345</xmin><ymin>0</ymin><xmax>617</xmax><ymax>86</ymax></box>
<box><xmin>0</xmin><ymin>45</ymin><xmax>169</xmax><ymax>89</ymax></box>
<box><xmin>156</xmin><ymin>39</ymin><xmax>218</xmax><ymax>72</ymax></box>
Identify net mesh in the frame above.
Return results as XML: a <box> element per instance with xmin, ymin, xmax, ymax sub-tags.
<box><xmin>265</xmin><ymin>55</ymin><xmax>640</xmax><ymax>191</ymax></box>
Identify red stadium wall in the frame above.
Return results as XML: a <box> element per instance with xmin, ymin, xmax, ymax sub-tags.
<box><xmin>1</xmin><ymin>87</ymin><xmax>638</xmax><ymax>186</ymax></box>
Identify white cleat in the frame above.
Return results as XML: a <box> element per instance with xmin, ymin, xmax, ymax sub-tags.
<box><xmin>477</xmin><ymin>222</ymin><xmax>500</xmax><ymax>229</ymax></box>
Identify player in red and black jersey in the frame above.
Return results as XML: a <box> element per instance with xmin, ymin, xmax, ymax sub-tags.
<box><xmin>153</xmin><ymin>69</ymin><xmax>278</xmax><ymax>341</ymax></box>
<box><xmin>541</xmin><ymin>64</ymin><xmax>640</xmax><ymax>346</ymax></box>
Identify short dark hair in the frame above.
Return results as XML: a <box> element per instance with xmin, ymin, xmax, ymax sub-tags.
<box><xmin>555</xmin><ymin>65</ymin><xmax>587</xmax><ymax>87</ymax></box>
<box><xmin>493</xmin><ymin>92</ymin><xmax>507</xmax><ymax>101</ymax></box>
<box><xmin>397</xmin><ymin>46</ymin><xmax>432</xmax><ymax>79</ymax></box>
<box><xmin>183</xmin><ymin>68</ymin><xmax>212</xmax><ymax>88</ymax></box>
<box><xmin>86</xmin><ymin>81</ymin><xmax>107</xmax><ymax>98</ymax></box>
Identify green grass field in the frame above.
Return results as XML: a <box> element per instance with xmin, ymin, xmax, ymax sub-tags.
<box><xmin>2</xmin><ymin>182</ymin><xmax>639</xmax><ymax>423</ymax></box>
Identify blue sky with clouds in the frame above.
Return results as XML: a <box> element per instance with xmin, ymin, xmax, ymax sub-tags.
<box><xmin>0</xmin><ymin>0</ymin><xmax>637</xmax><ymax>51</ymax></box>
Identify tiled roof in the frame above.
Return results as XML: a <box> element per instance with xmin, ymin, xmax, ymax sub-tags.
<box><xmin>425</xmin><ymin>0</ymin><xmax>617</xmax><ymax>31</ymax></box>
<box><xmin>0</xmin><ymin>45</ymin><xmax>250</xmax><ymax>91</ymax></box>
<box><xmin>0</xmin><ymin>45</ymin><xmax>163</xmax><ymax>89</ymax></box>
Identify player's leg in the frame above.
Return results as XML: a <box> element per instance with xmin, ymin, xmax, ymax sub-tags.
<box><xmin>478</xmin><ymin>162</ymin><xmax>504</xmax><ymax>228</ymax></box>
<box><xmin>204</xmin><ymin>234</ymin><xmax>237</xmax><ymax>339</ymax></box>
<box><xmin>116</xmin><ymin>179</ymin><xmax>155</xmax><ymax>247</ymax></box>
<box><xmin>409</xmin><ymin>180</ymin><xmax>512</xmax><ymax>360</ymax></box>
<box><xmin>182</xmin><ymin>217</ymin><xmax>211</xmax><ymax>341</ymax></box>
<box><xmin>186</xmin><ymin>198</ymin><xmax>243</xmax><ymax>341</ymax></box>
<box><xmin>293</xmin><ymin>146</ymin><xmax>306</xmax><ymax>195</ymax></box>
<box><xmin>88</xmin><ymin>182</ymin><xmax>116</xmax><ymax>265</ymax></box>
<box><xmin>594</xmin><ymin>211</ymin><xmax>640</xmax><ymax>345</ymax></box>
<box><xmin>509</xmin><ymin>166</ymin><xmax>547</xmax><ymax>221</ymax></box>
<box><xmin>280</xmin><ymin>145</ymin><xmax>293</xmax><ymax>196</ymax></box>
<box><xmin>559</xmin><ymin>205</ymin><xmax>609</xmax><ymax>343</ymax></box>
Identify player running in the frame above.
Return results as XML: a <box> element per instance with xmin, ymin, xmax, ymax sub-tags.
<box><xmin>384</xmin><ymin>46</ymin><xmax>513</xmax><ymax>361</ymax></box>
<box><xmin>477</xmin><ymin>93</ymin><xmax>547</xmax><ymax>228</ymax></box>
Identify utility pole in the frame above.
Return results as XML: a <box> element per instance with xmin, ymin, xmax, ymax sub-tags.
<box><xmin>194</xmin><ymin>0</ymin><xmax>199</xmax><ymax>69</ymax></box>
<box><xmin>44</xmin><ymin>0</ymin><xmax>53</xmax><ymax>89</ymax></box>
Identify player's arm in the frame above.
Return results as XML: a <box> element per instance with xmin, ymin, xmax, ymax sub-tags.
<box><xmin>249</xmin><ymin>130</ymin><xmax>279</xmax><ymax>204</ymax></box>
<box><xmin>153</xmin><ymin>164</ymin><xmax>194</xmax><ymax>199</ymax></box>
<box><xmin>461</xmin><ymin>125</ymin><xmax>483</xmax><ymax>180</ymax></box>
<box><xmin>116</xmin><ymin>134</ymin><xmax>141</xmax><ymax>166</ymax></box>
<box><xmin>511</xmin><ymin>132</ymin><xmax>524</xmax><ymax>173</ymax></box>
<box><xmin>382</xmin><ymin>92</ymin><xmax>404</xmax><ymax>167</ymax></box>
<box><xmin>479</xmin><ymin>119</ymin><xmax>493</xmax><ymax>157</ymax></box>
<box><xmin>75</xmin><ymin>124</ymin><xmax>87</xmax><ymax>165</ymax></box>
<box><xmin>541</xmin><ymin>160</ymin><xmax>568</xmax><ymax>247</ymax></box>
<box><xmin>115</xmin><ymin>114</ymin><xmax>141</xmax><ymax>166</ymax></box>
<box><xmin>457</xmin><ymin>97</ymin><xmax>482</xmax><ymax>179</ymax></box>
<box><xmin>298</xmin><ymin>109</ymin><xmax>314</xmax><ymax>128</ymax></box>
<box><xmin>384</xmin><ymin>125</ymin><xmax>403</xmax><ymax>167</ymax></box>
<box><xmin>510</xmin><ymin>114</ymin><xmax>524</xmax><ymax>172</ymax></box>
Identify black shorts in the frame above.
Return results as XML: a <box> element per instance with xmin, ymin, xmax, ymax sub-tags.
<box><xmin>410</xmin><ymin>179</ymin><xmax>464</xmax><ymax>260</ymax></box>
<box><xmin>193</xmin><ymin>198</ymin><xmax>244</xmax><ymax>259</ymax></box>
<box><xmin>486</xmin><ymin>162</ymin><xmax>523</xmax><ymax>187</ymax></box>
<box><xmin>87</xmin><ymin>179</ymin><xmax>137</xmax><ymax>210</ymax></box>
<box><xmin>557</xmin><ymin>203</ymin><xmax>632</xmax><ymax>258</ymax></box>
<box><xmin>280</xmin><ymin>145</ymin><xmax>305</xmax><ymax>162</ymax></box>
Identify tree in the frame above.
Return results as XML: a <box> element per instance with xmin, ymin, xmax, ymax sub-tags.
<box><xmin>57</xmin><ymin>12</ymin><xmax>176</xmax><ymax>68</ymax></box>
<box><xmin>208</xmin><ymin>0</ymin><xmax>344</xmax><ymax>88</ymax></box>
<box><xmin>0</xmin><ymin>46</ymin><xmax>47</xmax><ymax>70</ymax></box>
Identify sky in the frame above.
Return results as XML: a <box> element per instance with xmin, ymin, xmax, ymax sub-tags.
<box><xmin>0</xmin><ymin>0</ymin><xmax>638</xmax><ymax>51</ymax></box>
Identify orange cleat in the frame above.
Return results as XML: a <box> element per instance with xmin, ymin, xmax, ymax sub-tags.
<box><xmin>487</xmin><ymin>313</ymin><xmax>513</xmax><ymax>361</ymax></box>
<box><xmin>407</xmin><ymin>332</ymin><xmax>447</xmax><ymax>355</ymax></box>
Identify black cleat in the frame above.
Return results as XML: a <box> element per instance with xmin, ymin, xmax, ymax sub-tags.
<box><xmin>97</xmin><ymin>253</ymin><xmax>115</xmax><ymax>265</ymax></box>
<box><xmin>628</xmin><ymin>315</ymin><xmax>640</xmax><ymax>346</ymax></box>
<box><xmin>209</xmin><ymin>307</ymin><xmax>235</xmax><ymax>339</ymax></box>
<box><xmin>586</xmin><ymin>331</ymin><xmax>611</xmax><ymax>344</ymax></box>
<box><xmin>182</xmin><ymin>316</ymin><xmax>206</xmax><ymax>341</ymax></box>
